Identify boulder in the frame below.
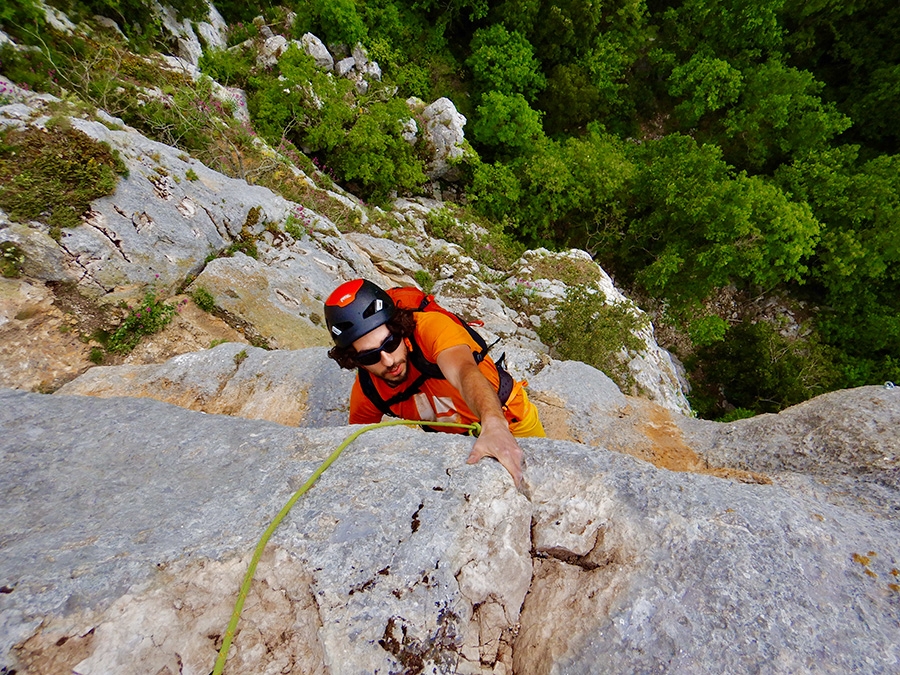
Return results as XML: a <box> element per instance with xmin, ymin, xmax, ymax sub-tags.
<box><xmin>300</xmin><ymin>33</ymin><xmax>334</xmax><ymax>71</ymax></box>
<box><xmin>153</xmin><ymin>2</ymin><xmax>202</xmax><ymax>66</ymax></box>
<box><xmin>56</xmin><ymin>343</ymin><xmax>353</xmax><ymax>427</ymax></box>
<box><xmin>421</xmin><ymin>98</ymin><xmax>468</xmax><ymax>180</ymax></box>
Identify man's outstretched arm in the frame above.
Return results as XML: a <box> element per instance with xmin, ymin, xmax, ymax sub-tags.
<box><xmin>436</xmin><ymin>344</ymin><xmax>524</xmax><ymax>489</ymax></box>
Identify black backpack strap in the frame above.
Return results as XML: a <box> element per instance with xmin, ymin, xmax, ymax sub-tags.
<box><xmin>358</xmin><ymin>369</ymin><xmax>398</xmax><ymax>419</ymax></box>
<box><xmin>494</xmin><ymin>352</ymin><xmax>515</xmax><ymax>407</ymax></box>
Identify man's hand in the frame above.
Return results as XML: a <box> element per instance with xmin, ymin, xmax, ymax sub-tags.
<box><xmin>436</xmin><ymin>344</ymin><xmax>526</xmax><ymax>490</ymax></box>
<box><xmin>466</xmin><ymin>416</ymin><xmax>525</xmax><ymax>490</ymax></box>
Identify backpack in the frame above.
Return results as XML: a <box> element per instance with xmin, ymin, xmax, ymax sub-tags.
<box><xmin>357</xmin><ymin>287</ymin><xmax>515</xmax><ymax>421</ymax></box>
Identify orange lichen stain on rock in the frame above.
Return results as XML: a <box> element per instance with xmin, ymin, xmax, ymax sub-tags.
<box><xmin>852</xmin><ymin>553</ymin><xmax>871</xmax><ymax>566</ymax></box>
<box><xmin>634</xmin><ymin>400</ymin><xmax>771</xmax><ymax>485</ymax></box>
<box><xmin>889</xmin><ymin>584</ymin><xmax>900</xmax><ymax>593</ymax></box>
<box><xmin>865</xmin><ymin>569</ymin><xmax>878</xmax><ymax>578</ymax></box>
<box><xmin>531</xmin><ymin>392</ymin><xmax>578</xmax><ymax>443</ymax></box>
<box><xmin>891</xmin><ymin>569</ymin><xmax>899</xmax><ymax>577</ymax></box>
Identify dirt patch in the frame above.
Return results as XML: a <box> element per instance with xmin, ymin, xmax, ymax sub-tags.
<box><xmin>531</xmin><ymin>391</ymin><xmax>578</xmax><ymax>443</ymax></box>
<box><xmin>0</xmin><ymin>278</ymin><xmax>96</xmax><ymax>391</ymax></box>
<box><xmin>624</xmin><ymin>398</ymin><xmax>770</xmax><ymax>484</ymax></box>
<box><xmin>0</xmin><ymin>276</ymin><xmax>249</xmax><ymax>393</ymax></box>
<box><xmin>123</xmin><ymin>297</ymin><xmax>247</xmax><ymax>365</ymax></box>
<box><xmin>531</xmin><ymin>387</ymin><xmax>768</xmax><ymax>484</ymax></box>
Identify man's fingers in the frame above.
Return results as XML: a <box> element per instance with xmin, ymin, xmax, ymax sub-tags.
<box><xmin>466</xmin><ymin>445</ymin><xmax>486</xmax><ymax>464</ymax></box>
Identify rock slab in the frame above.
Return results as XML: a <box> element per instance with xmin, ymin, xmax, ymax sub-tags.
<box><xmin>2</xmin><ymin>387</ymin><xmax>899</xmax><ymax>674</ymax></box>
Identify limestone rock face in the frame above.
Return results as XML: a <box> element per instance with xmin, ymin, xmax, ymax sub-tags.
<box><xmin>57</xmin><ymin>343</ymin><xmax>354</xmax><ymax>427</ymax></box>
<box><xmin>2</xmin><ymin>383</ymin><xmax>899</xmax><ymax>674</ymax></box>
<box><xmin>421</xmin><ymin>98</ymin><xmax>469</xmax><ymax>180</ymax></box>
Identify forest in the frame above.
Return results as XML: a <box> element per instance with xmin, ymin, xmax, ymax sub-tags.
<box><xmin>2</xmin><ymin>0</ymin><xmax>899</xmax><ymax>419</ymax></box>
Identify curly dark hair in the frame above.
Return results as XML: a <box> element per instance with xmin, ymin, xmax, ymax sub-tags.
<box><xmin>327</xmin><ymin>308</ymin><xmax>417</xmax><ymax>370</ymax></box>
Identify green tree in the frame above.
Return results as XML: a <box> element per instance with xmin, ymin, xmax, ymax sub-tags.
<box><xmin>615</xmin><ymin>135</ymin><xmax>820</xmax><ymax>303</ymax></box>
<box><xmin>332</xmin><ymin>98</ymin><xmax>427</xmax><ymax>203</ymax></box>
<box><xmin>720</xmin><ymin>60</ymin><xmax>851</xmax><ymax>171</ymax></box>
<box><xmin>293</xmin><ymin>0</ymin><xmax>368</xmax><ymax>46</ymax></box>
<box><xmin>667</xmin><ymin>53</ymin><xmax>743</xmax><ymax>127</ymax></box>
<box><xmin>775</xmin><ymin>147</ymin><xmax>900</xmax><ymax>379</ymax></box>
<box><xmin>469</xmin><ymin>91</ymin><xmax>545</xmax><ymax>159</ymax></box>
<box><xmin>466</xmin><ymin>24</ymin><xmax>546</xmax><ymax>101</ymax></box>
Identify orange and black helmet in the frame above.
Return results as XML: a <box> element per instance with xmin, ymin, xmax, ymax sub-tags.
<box><xmin>324</xmin><ymin>279</ymin><xmax>395</xmax><ymax>347</ymax></box>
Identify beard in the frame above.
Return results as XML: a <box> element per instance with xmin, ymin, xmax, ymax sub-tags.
<box><xmin>378</xmin><ymin>359</ymin><xmax>409</xmax><ymax>387</ymax></box>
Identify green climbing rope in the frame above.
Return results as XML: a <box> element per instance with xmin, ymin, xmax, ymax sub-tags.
<box><xmin>212</xmin><ymin>418</ymin><xmax>482</xmax><ymax>675</ymax></box>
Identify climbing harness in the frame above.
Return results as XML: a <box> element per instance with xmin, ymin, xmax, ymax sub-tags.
<box><xmin>211</xmin><ymin>418</ymin><xmax>482</xmax><ymax>675</ymax></box>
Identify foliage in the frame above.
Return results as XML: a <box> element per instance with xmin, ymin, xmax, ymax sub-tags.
<box><xmin>668</xmin><ymin>54</ymin><xmax>743</xmax><ymax>127</ymax></box>
<box><xmin>537</xmin><ymin>284</ymin><xmax>647</xmax><ymax>389</ymax></box>
<box><xmin>331</xmin><ymin>98</ymin><xmax>427</xmax><ymax>203</ymax></box>
<box><xmin>469</xmin><ymin>92</ymin><xmax>545</xmax><ymax>159</ymax></box>
<box><xmin>719</xmin><ymin>60</ymin><xmax>851</xmax><ymax>171</ymax></box>
<box><xmin>422</xmin><ymin>207</ymin><xmax>524</xmax><ymax>272</ymax></box>
<box><xmin>191</xmin><ymin>286</ymin><xmax>216</xmax><ymax>312</ymax></box>
<box><xmin>105</xmin><ymin>292</ymin><xmax>176</xmax><ymax>354</ymax></box>
<box><xmin>1</xmin><ymin>241</ymin><xmax>25</xmax><ymax>278</ymax></box>
<box><xmin>610</xmin><ymin>134</ymin><xmax>820</xmax><ymax>303</ymax></box>
<box><xmin>413</xmin><ymin>269</ymin><xmax>435</xmax><ymax>294</ymax></box>
<box><xmin>292</xmin><ymin>0</ymin><xmax>368</xmax><ymax>46</ymax></box>
<box><xmin>466</xmin><ymin>25</ymin><xmax>545</xmax><ymax>101</ymax></box>
<box><xmin>688</xmin><ymin>319</ymin><xmax>842</xmax><ymax>418</ymax></box>
<box><xmin>0</xmin><ymin>122</ymin><xmax>127</xmax><ymax>232</ymax></box>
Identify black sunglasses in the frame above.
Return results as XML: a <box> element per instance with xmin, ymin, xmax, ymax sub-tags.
<box><xmin>354</xmin><ymin>332</ymin><xmax>403</xmax><ymax>366</ymax></box>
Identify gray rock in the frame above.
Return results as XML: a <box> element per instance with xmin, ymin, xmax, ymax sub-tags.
<box><xmin>92</xmin><ymin>15</ymin><xmax>125</xmax><ymax>37</ymax></box>
<box><xmin>421</xmin><ymin>98</ymin><xmax>468</xmax><ymax>180</ymax></box>
<box><xmin>258</xmin><ymin>34</ymin><xmax>288</xmax><ymax>68</ymax></box>
<box><xmin>0</xmin><ymin>114</ymin><xmax>293</xmax><ymax>298</ymax></box>
<box><xmin>56</xmin><ymin>343</ymin><xmax>353</xmax><ymax>427</ymax></box>
<box><xmin>2</xmin><ymin>386</ymin><xmax>899</xmax><ymax>674</ymax></box>
<box><xmin>153</xmin><ymin>2</ymin><xmax>202</xmax><ymax>66</ymax></box>
<box><xmin>678</xmin><ymin>385</ymin><xmax>900</xmax><ymax>493</ymax></box>
<box><xmin>300</xmin><ymin>33</ymin><xmax>334</xmax><ymax>70</ymax></box>
<box><xmin>335</xmin><ymin>56</ymin><xmax>356</xmax><ymax>77</ymax></box>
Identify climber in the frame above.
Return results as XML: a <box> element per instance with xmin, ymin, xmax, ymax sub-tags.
<box><xmin>324</xmin><ymin>279</ymin><xmax>545</xmax><ymax>490</ymax></box>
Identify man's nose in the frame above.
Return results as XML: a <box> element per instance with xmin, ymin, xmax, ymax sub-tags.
<box><xmin>380</xmin><ymin>350</ymin><xmax>394</xmax><ymax>367</ymax></box>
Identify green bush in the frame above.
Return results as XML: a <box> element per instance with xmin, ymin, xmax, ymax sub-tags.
<box><xmin>106</xmin><ymin>292</ymin><xmax>177</xmax><ymax>354</ymax></box>
<box><xmin>191</xmin><ymin>286</ymin><xmax>216</xmax><ymax>312</ymax></box>
<box><xmin>0</xmin><ymin>242</ymin><xmax>25</xmax><ymax>278</ymax></box>
<box><xmin>466</xmin><ymin>25</ymin><xmax>546</xmax><ymax>101</ymax></box>
<box><xmin>0</xmin><ymin>122</ymin><xmax>127</xmax><ymax>231</ymax></box>
<box><xmin>537</xmin><ymin>284</ymin><xmax>647</xmax><ymax>389</ymax></box>
<box><xmin>689</xmin><ymin>319</ymin><xmax>842</xmax><ymax>418</ymax></box>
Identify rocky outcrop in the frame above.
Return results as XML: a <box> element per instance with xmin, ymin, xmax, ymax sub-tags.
<box><xmin>3</xmin><ymin>378</ymin><xmax>899</xmax><ymax>674</ymax></box>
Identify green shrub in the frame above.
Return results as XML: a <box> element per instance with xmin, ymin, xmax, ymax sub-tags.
<box><xmin>689</xmin><ymin>319</ymin><xmax>842</xmax><ymax>418</ymax></box>
<box><xmin>413</xmin><ymin>269</ymin><xmax>434</xmax><ymax>294</ymax></box>
<box><xmin>0</xmin><ymin>242</ymin><xmax>25</xmax><ymax>278</ymax></box>
<box><xmin>537</xmin><ymin>284</ymin><xmax>647</xmax><ymax>389</ymax></box>
<box><xmin>191</xmin><ymin>286</ymin><xmax>216</xmax><ymax>312</ymax></box>
<box><xmin>198</xmin><ymin>46</ymin><xmax>255</xmax><ymax>88</ymax></box>
<box><xmin>105</xmin><ymin>292</ymin><xmax>176</xmax><ymax>354</ymax></box>
<box><xmin>0</xmin><ymin>123</ymin><xmax>127</xmax><ymax>231</ymax></box>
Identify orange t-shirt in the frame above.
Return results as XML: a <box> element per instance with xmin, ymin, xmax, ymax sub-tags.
<box><xmin>348</xmin><ymin>312</ymin><xmax>508</xmax><ymax>432</ymax></box>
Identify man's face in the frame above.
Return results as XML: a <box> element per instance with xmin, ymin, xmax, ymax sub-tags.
<box><xmin>352</xmin><ymin>324</ymin><xmax>409</xmax><ymax>387</ymax></box>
